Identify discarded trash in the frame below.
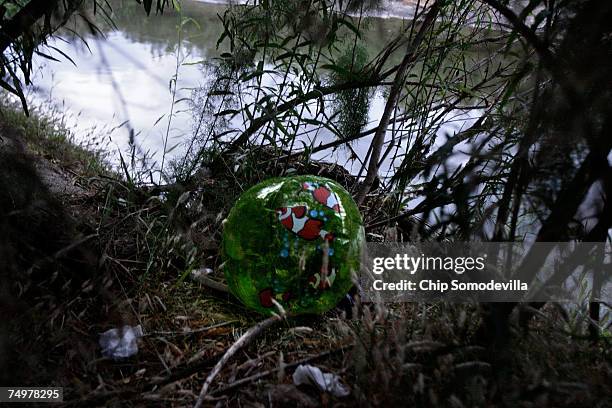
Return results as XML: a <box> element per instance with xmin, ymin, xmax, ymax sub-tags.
<box><xmin>292</xmin><ymin>364</ymin><xmax>350</xmax><ymax>397</ymax></box>
<box><xmin>99</xmin><ymin>325</ymin><xmax>143</xmax><ymax>359</ymax></box>
<box><xmin>190</xmin><ymin>267</ymin><xmax>214</xmax><ymax>282</ymax></box>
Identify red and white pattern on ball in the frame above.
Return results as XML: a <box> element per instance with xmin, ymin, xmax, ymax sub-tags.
<box><xmin>302</xmin><ymin>182</ymin><xmax>341</xmax><ymax>213</ymax></box>
<box><xmin>276</xmin><ymin>206</ymin><xmax>334</xmax><ymax>241</ymax></box>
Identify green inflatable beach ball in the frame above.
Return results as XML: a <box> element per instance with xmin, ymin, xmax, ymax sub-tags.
<box><xmin>222</xmin><ymin>175</ymin><xmax>364</xmax><ymax>315</ymax></box>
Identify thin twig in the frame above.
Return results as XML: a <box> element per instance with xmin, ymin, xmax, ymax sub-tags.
<box><xmin>210</xmin><ymin>343</ymin><xmax>354</xmax><ymax>396</ymax></box>
<box><xmin>144</xmin><ymin>320</ymin><xmax>236</xmax><ymax>337</ymax></box>
<box><xmin>355</xmin><ymin>1</ymin><xmax>441</xmax><ymax>205</ymax></box>
<box><xmin>197</xmin><ymin>276</ymin><xmax>229</xmax><ymax>293</ymax></box>
<box><xmin>193</xmin><ymin>314</ymin><xmax>286</xmax><ymax>408</ymax></box>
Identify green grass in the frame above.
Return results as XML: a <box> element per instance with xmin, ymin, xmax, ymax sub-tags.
<box><xmin>0</xmin><ymin>97</ymin><xmax>111</xmax><ymax>178</ymax></box>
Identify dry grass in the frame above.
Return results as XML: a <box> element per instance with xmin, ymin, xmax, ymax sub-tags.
<box><xmin>1</xmin><ymin>105</ymin><xmax>610</xmax><ymax>407</ymax></box>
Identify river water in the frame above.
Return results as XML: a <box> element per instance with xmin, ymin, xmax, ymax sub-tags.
<box><xmin>27</xmin><ymin>0</ymin><xmax>479</xmax><ymax>177</ymax></box>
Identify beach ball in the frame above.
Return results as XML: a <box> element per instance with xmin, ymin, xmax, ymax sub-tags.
<box><xmin>222</xmin><ymin>175</ymin><xmax>364</xmax><ymax>315</ymax></box>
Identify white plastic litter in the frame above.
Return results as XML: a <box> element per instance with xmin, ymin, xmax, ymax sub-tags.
<box><xmin>99</xmin><ymin>325</ymin><xmax>143</xmax><ymax>359</ymax></box>
<box><xmin>292</xmin><ymin>364</ymin><xmax>350</xmax><ymax>397</ymax></box>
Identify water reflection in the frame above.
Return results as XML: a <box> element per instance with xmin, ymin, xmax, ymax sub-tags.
<box><xmin>28</xmin><ymin>0</ymin><xmax>477</xmax><ymax>177</ymax></box>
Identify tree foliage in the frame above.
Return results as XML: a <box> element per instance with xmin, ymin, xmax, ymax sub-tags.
<box><xmin>179</xmin><ymin>0</ymin><xmax>611</xmax><ymax>341</ymax></box>
<box><xmin>1</xmin><ymin>0</ymin><xmax>610</xmax><ymax>343</ymax></box>
<box><xmin>0</xmin><ymin>0</ymin><xmax>170</xmax><ymax>113</ymax></box>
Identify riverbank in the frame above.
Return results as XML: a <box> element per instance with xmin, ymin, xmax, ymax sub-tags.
<box><xmin>0</xmin><ymin>103</ymin><xmax>610</xmax><ymax>406</ymax></box>
<box><xmin>0</xmin><ymin>101</ymin><xmax>103</xmax><ymax>386</ymax></box>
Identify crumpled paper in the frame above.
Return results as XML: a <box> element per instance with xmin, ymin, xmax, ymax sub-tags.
<box><xmin>99</xmin><ymin>325</ymin><xmax>143</xmax><ymax>359</ymax></box>
<box><xmin>292</xmin><ymin>364</ymin><xmax>350</xmax><ymax>397</ymax></box>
